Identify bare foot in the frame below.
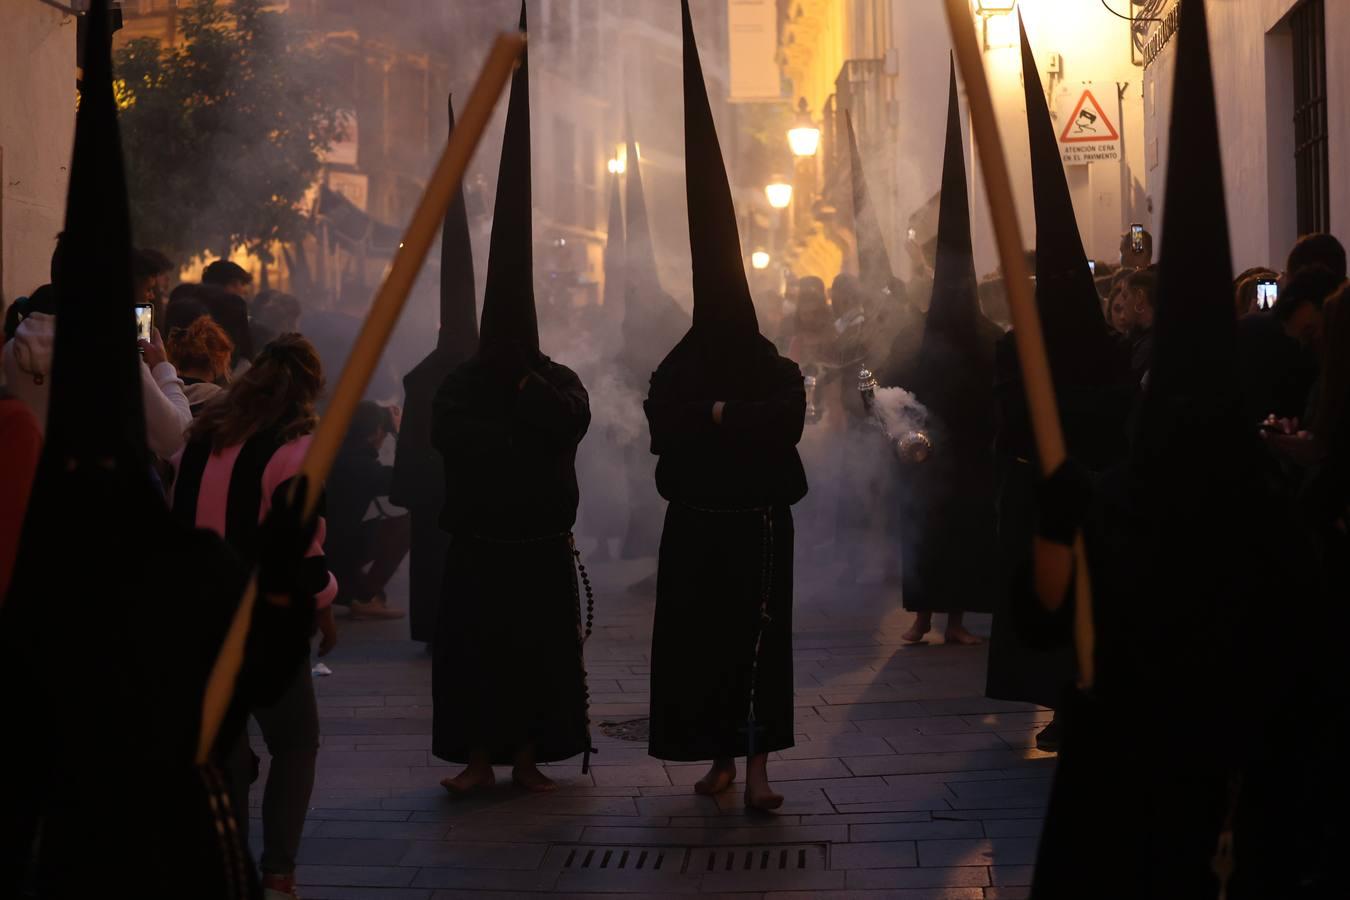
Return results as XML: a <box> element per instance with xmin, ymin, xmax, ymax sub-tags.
<box><xmin>511</xmin><ymin>764</ymin><xmax>558</xmax><ymax>793</ymax></box>
<box><xmin>944</xmin><ymin>625</ymin><xmax>983</xmax><ymax>645</ymax></box>
<box><xmin>744</xmin><ymin>783</ymin><xmax>784</xmax><ymax>812</ymax></box>
<box><xmin>902</xmin><ymin>613</ymin><xmax>932</xmax><ymax>643</ymax></box>
<box><xmin>694</xmin><ymin>759</ymin><xmax>737</xmax><ymax>795</ymax></box>
<box><xmin>441</xmin><ymin>764</ymin><xmax>495</xmax><ymax>796</ymax></box>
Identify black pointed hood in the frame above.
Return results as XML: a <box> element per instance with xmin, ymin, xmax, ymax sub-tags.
<box><xmin>47</xmin><ymin>0</ymin><xmax>144</xmax><ymax>467</ymax></box>
<box><xmin>624</xmin><ymin>133</ymin><xmax>663</xmax><ymax>306</ymax></box>
<box><xmin>390</xmin><ymin>93</ymin><xmax>479</xmax><ymax>512</ymax></box>
<box><xmin>922</xmin><ymin>60</ymin><xmax>980</xmax><ymax>347</ymax></box>
<box><xmin>603</xmin><ymin>168</ymin><xmax>625</xmax><ymax>312</ymax></box>
<box><xmin>478</xmin><ymin>1</ymin><xmax>538</xmax><ymax>353</ymax></box>
<box><xmin>620</xmin><ymin>125</ymin><xmax>689</xmax><ymax>379</ymax></box>
<box><xmin>1019</xmin><ymin>17</ymin><xmax>1117</xmax><ymax>386</ymax></box>
<box><xmin>682</xmin><ymin>0</ymin><xmax>758</xmax><ymax>341</ymax></box>
<box><xmin>1149</xmin><ymin>0</ymin><xmax>1235</xmax><ymax>400</ymax></box>
<box><xmin>845</xmin><ymin>111</ymin><xmax>894</xmax><ymax>293</ymax></box>
<box><xmin>438</xmin><ymin>95</ymin><xmax>480</xmax><ymax>360</ymax></box>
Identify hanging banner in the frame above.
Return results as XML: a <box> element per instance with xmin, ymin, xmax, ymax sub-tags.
<box><xmin>728</xmin><ymin>0</ymin><xmax>781</xmax><ymax>101</ymax></box>
<box><xmin>1056</xmin><ymin>84</ymin><xmax>1121</xmax><ymax>165</ymax></box>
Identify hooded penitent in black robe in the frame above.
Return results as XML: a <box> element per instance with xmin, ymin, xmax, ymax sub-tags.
<box><xmin>0</xmin><ymin>5</ymin><xmax>312</xmax><ymax>895</ymax></box>
<box><xmin>575</xmin><ymin>172</ymin><xmax>629</xmax><ymax>557</ymax></box>
<box><xmin>430</xmin><ymin>4</ymin><xmax>591</xmax><ymax>766</ymax></box>
<box><xmin>390</xmin><ymin>96</ymin><xmax>480</xmax><ymax>644</ymax></box>
<box><xmin>620</xmin><ymin>129</ymin><xmax>689</xmax><ymax>560</ymax></box>
<box><xmin>835</xmin><ymin>112</ymin><xmax>912</xmax><ymax>581</ymax></box>
<box><xmin>899</xmin><ymin>64</ymin><xmax>1001</xmax><ymax>616</ymax></box>
<box><xmin>1026</xmin><ymin>4</ymin><xmax>1322</xmax><ymax>895</ymax></box>
<box><xmin>985</xmin><ymin>20</ymin><xmax>1133</xmax><ymax>708</ymax></box>
<box><xmin>646</xmin><ymin>0</ymin><xmax>807</xmax><ymax>763</ymax></box>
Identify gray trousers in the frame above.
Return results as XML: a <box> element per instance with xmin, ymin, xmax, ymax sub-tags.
<box><xmin>226</xmin><ymin>662</ymin><xmax>319</xmax><ymax>876</ymax></box>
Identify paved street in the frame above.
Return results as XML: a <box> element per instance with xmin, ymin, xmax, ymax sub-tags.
<box><xmin>254</xmin><ymin>555</ymin><xmax>1054</xmax><ymax>899</ymax></box>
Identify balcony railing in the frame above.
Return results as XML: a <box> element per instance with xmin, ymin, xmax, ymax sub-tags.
<box><xmin>821</xmin><ymin>58</ymin><xmax>887</xmax><ymax>219</ymax></box>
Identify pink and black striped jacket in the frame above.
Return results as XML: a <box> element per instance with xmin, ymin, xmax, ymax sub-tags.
<box><xmin>171</xmin><ymin>431</ymin><xmax>337</xmax><ymax>608</ymax></box>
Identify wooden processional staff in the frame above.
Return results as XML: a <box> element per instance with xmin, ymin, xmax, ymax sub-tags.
<box><xmin>196</xmin><ymin>33</ymin><xmax>527</xmax><ymax>764</ymax></box>
<box><xmin>941</xmin><ymin>0</ymin><xmax>1095</xmax><ymax>688</ymax></box>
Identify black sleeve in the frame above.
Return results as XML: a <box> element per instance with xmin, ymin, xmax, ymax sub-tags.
<box><xmin>644</xmin><ymin>368</ymin><xmax>714</xmax><ymax>456</ymax></box>
<box><xmin>719</xmin><ymin>359</ymin><xmax>807</xmax><ymax>450</ymax></box>
<box><xmin>433</xmin><ymin>371</ymin><xmax>512</xmax><ymax>461</ymax></box>
<box><xmin>513</xmin><ymin>366</ymin><xmax>591</xmax><ymax>450</ymax></box>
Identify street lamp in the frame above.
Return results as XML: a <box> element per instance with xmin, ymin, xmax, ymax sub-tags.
<box><xmin>974</xmin><ymin>0</ymin><xmax>1017</xmax><ymax>50</ymax></box>
<box><xmin>751</xmin><ymin>250</ymin><xmax>771</xmax><ymax>270</ymax></box>
<box><xmin>787</xmin><ymin>98</ymin><xmax>821</xmax><ymax>158</ymax></box>
<box><xmin>765</xmin><ymin>179</ymin><xmax>793</xmax><ymax>210</ymax></box>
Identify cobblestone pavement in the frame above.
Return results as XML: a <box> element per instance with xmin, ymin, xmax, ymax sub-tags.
<box><xmin>251</xmin><ymin>555</ymin><xmax>1054</xmax><ymax>899</ymax></box>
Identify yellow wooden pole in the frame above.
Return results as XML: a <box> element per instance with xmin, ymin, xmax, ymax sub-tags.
<box><xmin>941</xmin><ymin>1</ymin><xmax>1094</xmax><ymax>688</ymax></box>
<box><xmin>196</xmin><ymin>33</ymin><xmax>526</xmax><ymax>763</ymax></box>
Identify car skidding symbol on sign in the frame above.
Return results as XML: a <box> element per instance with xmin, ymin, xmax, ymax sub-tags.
<box><xmin>1059</xmin><ymin>89</ymin><xmax>1119</xmax><ymax>144</ymax></box>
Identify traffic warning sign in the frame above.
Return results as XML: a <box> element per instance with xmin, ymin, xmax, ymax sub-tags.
<box><xmin>1056</xmin><ymin>84</ymin><xmax>1121</xmax><ymax>165</ymax></box>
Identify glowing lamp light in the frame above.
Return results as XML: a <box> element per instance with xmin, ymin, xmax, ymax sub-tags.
<box><xmin>607</xmin><ymin>157</ymin><xmax>625</xmax><ymax>175</ymax></box>
<box><xmin>983</xmin><ymin>13</ymin><xmax>1017</xmax><ymax>49</ymax></box>
<box><xmin>765</xmin><ymin>180</ymin><xmax>794</xmax><ymax>209</ymax></box>
<box><xmin>751</xmin><ymin>250</ymin><xmax>772</xmax><ymax>270</ymax></box>
<box><xmin>975</xmin><ymin>0</ymin><xmax>1017</xmax><ymax>50</ymax></box>
<box><xmin>787</xmin><ymin>98</ymin><xmax>821</xmax><ymax>158</ymax></box>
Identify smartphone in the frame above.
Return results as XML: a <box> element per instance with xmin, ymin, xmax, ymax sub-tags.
<box><xmin>1256</xmin><ymin>279</ymin><xmax>1278</xmax><ymax>311</ymax></box>
<box><xmin>1130</xmin><ymin>223</ymin><xmax>1145</xmax><ymax>254</ymax></box>
<box><xmin>134</xmin><ymin>303</ymin><xmax>154</xmax><ymax>343</ymax></box>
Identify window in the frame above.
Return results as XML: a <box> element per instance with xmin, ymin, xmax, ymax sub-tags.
<box><xmin>1291</xmin><ymin>0</ymin><xmax>1328</xmax><ymax>235</ymax></box>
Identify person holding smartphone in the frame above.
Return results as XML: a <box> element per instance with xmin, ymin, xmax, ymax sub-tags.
<box><xmin>3</xmin><ymin>276</ymin><xmax>192</xmax><ymax>460</ymax></box>
<box><xmin>1119</xmin><ymin>224</ymin><xmax>1153</xmax><ymax>269</ymax></box>
<box><xmin>1233</xmin><ymin>267</ymin><xmax>1279</xmax><ymax>318</ymax></box>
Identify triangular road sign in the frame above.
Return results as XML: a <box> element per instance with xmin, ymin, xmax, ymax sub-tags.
<box><xmin>1059</xmin><ymin>89</ymin><xmax>1119</xmax><ymax>144</ymax></box>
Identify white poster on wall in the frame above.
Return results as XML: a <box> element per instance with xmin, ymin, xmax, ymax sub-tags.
<box><xmin>728</xmin><ymin>0</ymin><xmax>781</xmax><ymax>101</ymax></box>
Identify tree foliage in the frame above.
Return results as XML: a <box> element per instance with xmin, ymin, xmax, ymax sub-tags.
<box><xmin>114</xmin><ymin>0</ymin><xmax>344</xmax><ymax>263</ymax></box>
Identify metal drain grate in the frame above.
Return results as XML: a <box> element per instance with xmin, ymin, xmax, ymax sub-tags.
<box><xmin>562</xmin><ymin>845</ymin><xmax>674</xmax><ymax>872</ymax></box>
<box><xmin>545</xmin><ymin>842</ymin><xmax>828</xmax><ymax>889</ymax></box>
<box><xmin>687</xmin><ymin>844</ymin><xmax>827</xmax><ymax>873</ymax></box>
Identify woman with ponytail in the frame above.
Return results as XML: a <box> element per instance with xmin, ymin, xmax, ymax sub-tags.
<box><xmin>170</xmin><ymin>333</ymin><xmax>337</xmax><ymax>900</ymax></box>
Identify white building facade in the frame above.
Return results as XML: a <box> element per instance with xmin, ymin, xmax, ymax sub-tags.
<box><xmin>1143</xmin><ymin>0</ymin><xmax>1348</xmax><ymax>272</ymax></box>
<box><xmin>1</xmin><ymin>0</ymin><xmax>75</xmax><ymax>303</ymax></box>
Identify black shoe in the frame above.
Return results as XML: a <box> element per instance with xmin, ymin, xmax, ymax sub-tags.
<box><xmin>1035</xmin><ymin>718</ymin><xmax>1061</xmax><ymax>753</ymax></box>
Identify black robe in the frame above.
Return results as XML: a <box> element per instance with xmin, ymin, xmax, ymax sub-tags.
<box><xmin>619</xmin><ymin>295</ymin><xmax>688</xmax><ymax>560</ymax></box>
<box><xmin>985</xmin><ymin>332</ymin><xmax>1133</xmax><ymax>707</ymax></box>
<box><xmin>391</xmin><ymin>351</ymin><xmax>463</xmax><ymax>642</ymax></box>
<box><xmin>645</xmin><ymin>334</ymin><xmax>807</xmax><ymax>760</ymax></box>
<box><xmin>899</xmin><ymin>316</ymin><xmax>1002</xmax><ymax>614</ymax></box>
<box><xmin>0</xmin><ymin>468</ymin><xmax>312</xmax><ymax>897</ymax></box>
<box><xmin>1023</xmin><ymin>414</ymin><xmax>1320</xmax><ymax>898</ymax></box>
<box><xmin>429</xmin><ymin>356</ymin><xmax>592</xmax><ymax>765</ymax></box>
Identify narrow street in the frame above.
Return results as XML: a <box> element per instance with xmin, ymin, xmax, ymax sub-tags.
<box><xmin>257</xmin><ymin>558</ymin><xmax>1054</xmax><ymax>899</ymax></box>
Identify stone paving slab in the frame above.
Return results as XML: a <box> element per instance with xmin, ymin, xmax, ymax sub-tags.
<box><xmin>237</xmin><ymin>557</ymin><xmax>1056</xmax><ymax>898</ymax></box>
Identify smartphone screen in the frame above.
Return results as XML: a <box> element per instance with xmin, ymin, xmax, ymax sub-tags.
<box><xmin>1088</xmin><ymin>260</ymin><xmax>1096</xmax><ymax>275</ymax></box>
<box><xmin>1256</xmin><ymin>280</ymin><xmax>1278</xmax><ymax>311</ymax></box>
<box><xmin>1130</xmin><ymin>224</ymin><xmax>1144</xmax><ymax>254</ymax></box>
<box><xmin>134</xmin><ymin>303</ymin><xmax>154</xmax><ymax>343</ymax></box>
